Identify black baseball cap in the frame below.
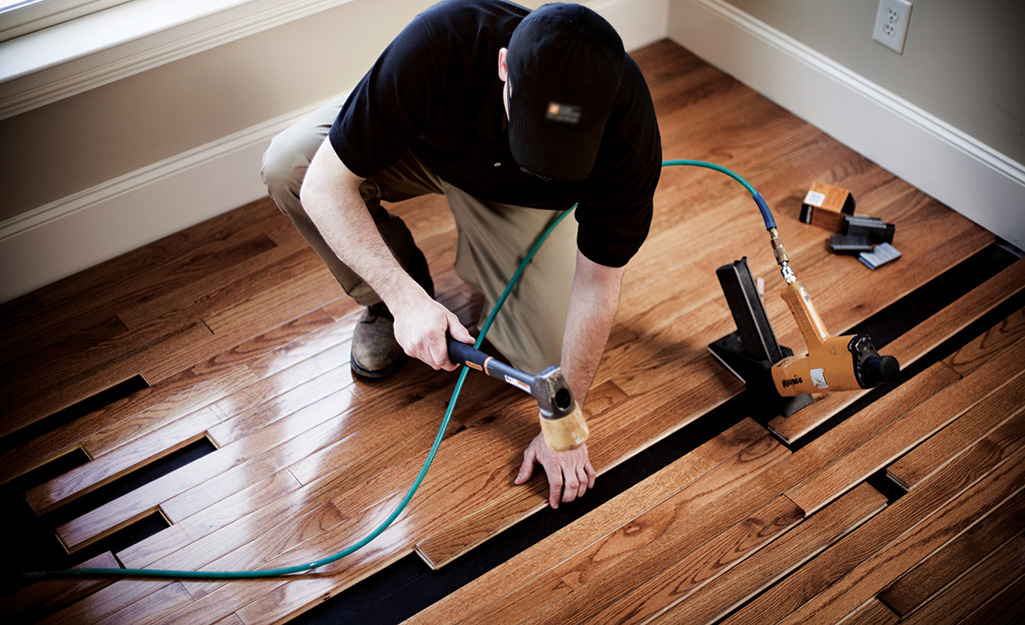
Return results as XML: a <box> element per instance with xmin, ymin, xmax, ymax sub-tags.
<box><xmin>506</xmin><ymin>3</ymin><xmax>625</xmax><ymax>182</ymax></box>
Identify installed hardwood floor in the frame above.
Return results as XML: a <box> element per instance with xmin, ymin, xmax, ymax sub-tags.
<box><xmin>2</xmin><ymin>39</ymin><xmax>1022</xmax><ymax>625</ymax></box>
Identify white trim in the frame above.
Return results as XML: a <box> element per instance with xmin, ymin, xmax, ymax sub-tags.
<box><xmin>0</xmin><ymin>100</ymin><xmax>324</xmax><ymax>302</ymax></box>
<box><xmin>0</xmin><ymin>0</ymin><xmax>355</xmax><ymax>120</ymax></box>
<box><xmin>669</xmin><ymin>0</ymin><xmax>1025</xmax><ymax>251</ymax></box>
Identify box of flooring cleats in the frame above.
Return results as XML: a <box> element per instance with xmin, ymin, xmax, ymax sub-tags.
<box><xmin>800</xmin><ymin>182</ymin><xmax>856</xmax><ymax>232</ymax></box>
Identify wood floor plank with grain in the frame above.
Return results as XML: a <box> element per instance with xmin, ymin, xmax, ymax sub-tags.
<box><xmin>771</xmin><ymin>445</ymin><xmax>1025</xmax><ymax>625</ymax></box>
<box><xmin>944</xmin><ymin>306</ymin><xmax>1025</xmax><ymax>377</ymax></box>
<box><xmin>840</xmin><ymin>599</ymin><xmax>900</xmax><ymax>625</ymax></box>
<box><xmin>647</xmin><ymin>483</ymin><xmax>887</xmax><ymax>625</ymax></box>
<box><xmin>899</xmin><ymin>534</ymin><xmax>1025</xmax><ymax>625</ymax></box>
<box><xmin>720</xmin><ymin>410</ymin><xmax>1025</xmax><ymax>625</ymax></box>
<box><xmin>958</xmin><ymin>572</ymin><xmax>1025</xmax><ymax>625</ymax></box>
<box><xmin>877</xmin><ymin>488</ymin><xmax>1025</xmax><ymax>617</ymax></box>
<box><xmin>408</xmin><ymin>418</ymin><xmax>772</xmax><ymax>623</ymax></box>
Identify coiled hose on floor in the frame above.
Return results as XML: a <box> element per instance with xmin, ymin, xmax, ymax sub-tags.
<box><xmin>24</xmin><ymin>160</ymin><xmax>771</xmax><ymax>580</ymax></box>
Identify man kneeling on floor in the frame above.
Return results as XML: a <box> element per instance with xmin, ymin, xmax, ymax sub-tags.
<box><xmin>261</xmin><ymin>0</ymin><xmax>661</xmax><ymax>508</ymax></box>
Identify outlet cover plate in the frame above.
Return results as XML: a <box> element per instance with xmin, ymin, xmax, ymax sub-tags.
<box><xmin>873</xmin><ymin>0</ymin><xmax>912</xmax><ymax>54</ymax></box>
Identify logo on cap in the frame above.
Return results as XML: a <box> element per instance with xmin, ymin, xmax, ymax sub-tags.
<box><xmin>546</xmin><ymin>102</ymin><xmax>582</xmax><ymax>124</ymax></box>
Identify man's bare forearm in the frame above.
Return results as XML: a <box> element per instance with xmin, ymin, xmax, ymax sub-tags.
<box><xmin>300</xmin><ymin>140</ymin><xmax>426</xmax><ymax>307</ymax></box>
<box><xmin>560</xmin><ymin>250</ymin><xmax>626</xmax><ymax>407</ymax></box>
<box><xmin>299</xmin><ymin>140</ymin><xmax>472</xmax><ymax>369</ymax></box>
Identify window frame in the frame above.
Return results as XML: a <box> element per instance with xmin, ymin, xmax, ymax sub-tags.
<box><xmin>0</xmin><ymin>0</ymin><xmax>134</xmax><ymax>42</ymax></box>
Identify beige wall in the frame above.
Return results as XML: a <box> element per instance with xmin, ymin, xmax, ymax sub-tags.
<box><xmin>0</xmin><ymin>0</ymin><xmax>441</xmax><ymax>222</ymax></box>
<box><xmin>725</xmin><ymin>0</ymin><xmax>1025</xmax><ymax>165</ymax></box>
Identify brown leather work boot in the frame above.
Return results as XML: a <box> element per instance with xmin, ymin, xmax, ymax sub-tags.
<box><xmin>351</xmin><ymin>303</ymin><xmax>406</xmax><ymax>379</ymax></box>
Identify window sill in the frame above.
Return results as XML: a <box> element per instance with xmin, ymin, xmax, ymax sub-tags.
<box><xmin>0</xmin><ymin>0</ymin><xmax>353</xmax><ymax>120</ymax></box>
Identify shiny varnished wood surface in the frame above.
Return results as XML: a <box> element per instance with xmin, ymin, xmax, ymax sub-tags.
<box><xmin>3</xmin><ymin>39</ymin><xmax>1021</xmax><ymax>625</ymax></box>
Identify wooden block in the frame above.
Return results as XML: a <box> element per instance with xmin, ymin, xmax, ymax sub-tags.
<box><xmin>647</xmin><ymin>483</ymin><xmax>887</xmax><ymax>625</ymax></box>
<box><xmin>878</xmin><ymin>487</ymin><xmax>1025</xmax><ymax>616</ymax></box>
<box><xmin>786</xmin><ymin>345</ymin><xmax>1025</xmax><ymax>515</ymax></box>
<box><xmin>899</xmin><ymin>534</ymin><xmax>1025</xmax><ymax>625</ymax></box>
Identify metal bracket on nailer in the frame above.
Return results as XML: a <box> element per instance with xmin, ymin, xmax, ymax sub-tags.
<box><xmin>707</xmin><ymin>257</ymin><xmax>813</xmax><ymax>418</ymax></box>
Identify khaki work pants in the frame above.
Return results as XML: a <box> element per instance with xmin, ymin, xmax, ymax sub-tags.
<box><xmin>261</xmin><ymin>95</ymin><xmax>577</xmax><ymax>374</ymax></box>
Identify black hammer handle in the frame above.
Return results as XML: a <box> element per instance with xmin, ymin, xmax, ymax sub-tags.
<box><xmin>446</xmin><ymin>336</ymin><xmax>534</xmax><ymax>392</ymax></box>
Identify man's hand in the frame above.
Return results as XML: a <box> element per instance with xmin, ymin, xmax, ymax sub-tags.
<box><xmin>515</xmin><ymin>432</ymin><xmax>596</xmax><ymax>509</ymax></box>
<box><xmin>390</xmin><ymin>291</ymin><xmax>475</xmax><ymax>371</ymax></box>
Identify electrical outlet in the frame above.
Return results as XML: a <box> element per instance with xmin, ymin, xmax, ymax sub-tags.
<box><xmin>873</xmin><ymin>0</ymin><xmax>912</xmax><ymax>54</ymax></box>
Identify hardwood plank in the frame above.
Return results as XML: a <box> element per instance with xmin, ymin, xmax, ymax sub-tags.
<box><xmin>785</xmin><ymin>342</ymin><xmax>1025</xmax><ymax>515</ymax></box>
<box><xmin>37</xmin><ymin>581</ymin><xmax>173</xmax><ymax>625</ymax></box>
<box><xmin>767</xmin><ymin>250</ymin><xmax>1022</xmax><ymax>445</ymax></box>
<box><xmin>407</xmin><ymin>418</ymin><xmax>773</xmax><ymax>623</ymax></box>
<box><xmin>958</xmin><ymin>571</ymin><xmax>1025</xmax><ymax>625</ymax></box>
<box><xmin>888</xmin><ymin>378</ymin><xmax>1025</xmax><ymax>489</ymax></box>
<box><xmin>25</xmin><ymin>407</ymin><xmax>222</xmax><ymax>514</ymax></box>
<box><xmin>116</xmin><ymin>470</ymin><xmax>302</xmax><ymax>567</ymax></box>
<box><xmin>585</xmin><ymin>496</ymin><xmax>803</xmax><ymax>625</ymax></box>
<box><xmin>944</xmin><ymin>305</ymin><xmax>1025</xmax><ymax>376</ymax></box>
<box><xmin>114</xmin><ymin>239</ymin><xmax>315</xmax><ymax>332</ymax></box>
<box><xmin>721</xmin><ymin>424</ymin><xmax>1025</xmax><ymax>625</ymax></box>
<box><xmin>1</xmin><ymin>322</ymin><xmax>212</xmax><ymax>440</ymax></box>
<box><xmin>0</xmin><ymin>356</ymin><xmax>243</xmax><ymax>485</ymax></box>
<box><xmin>900</xmin><ymin>534</ymin><xmax>1025</xmax><ymax>625</ymax></box>
<box><xmin>648</xmin><ymin>483</ymin><xmax>887</xmax><ymax>625</ymax></box>
<box><xmin>0</xmin><ymin>201</ymin><xmax>287</xmax><ymax>348</ymax></box>
<box><xmin>878</xmin><ymin>488</ymin><xmax>1025</xmax><ymax>616</ymax></box>
<box><xmin>770</xmin><ymin>445</ymin><xmax>1025</xmax><ymax>625</ymax></box>
<box><xmin>56</xmin><ymin>382</ymin><xmax>357</xmax><ymax>552</ymax></box>
<box><xmin>101</xmin><ymin>581</ymin><xmax>193</xmax><ymax>625</ymax></box>
<box><xmin>839</xmin><ymin>599</ymin><xmax>900</xmax><ymax>625</ymax></box>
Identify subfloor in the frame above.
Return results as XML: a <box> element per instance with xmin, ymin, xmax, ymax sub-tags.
<box><xmin>2</xmin><ymin>39</ymin><xmax>1024</xmax><ymax>625</ymax></box>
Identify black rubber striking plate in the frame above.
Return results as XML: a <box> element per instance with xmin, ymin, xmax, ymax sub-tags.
<box><xmin>708</xmin><ymin>257</ymin><xmax>813</xmax><ymax>418</ymax></box>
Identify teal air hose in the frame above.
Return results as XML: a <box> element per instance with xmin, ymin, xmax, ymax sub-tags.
<box><xmin>24</xmin><ymin>160</ymin><xmax>770</xmax><ymax>580</ymax></box>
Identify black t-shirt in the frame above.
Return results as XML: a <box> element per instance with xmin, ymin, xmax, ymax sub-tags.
<box><xmin>329</xmin><ymin>0</ymin><xmax>661</xmax><ymax>267</ymax></box>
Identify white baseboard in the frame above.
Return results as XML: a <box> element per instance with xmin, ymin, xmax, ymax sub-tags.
<box><xmin>0</xmin><ymin>102</ymin><xmax>323</xmax><ymax>303</ymax></box>
<box><xmin>0</xmin><ymin>0</ymin><xmax>668</xmax><ymax>304</ymax></box>
<box><xmin>668</xmin><ymin>0</ymin><xmax>1025</xmax><ymax>252</ymax></box>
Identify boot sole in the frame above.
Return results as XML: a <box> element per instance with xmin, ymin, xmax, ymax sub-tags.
<box><xmin>351</xmin><ymin>352</ymin><xmax>408</xmax><ymax>379</ymax></box>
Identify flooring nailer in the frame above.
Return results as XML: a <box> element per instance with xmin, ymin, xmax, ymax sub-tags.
<box><xmin>708</xmin><ymin>207</ymin><xmax>900</xmax><ymax>418</ymax></box>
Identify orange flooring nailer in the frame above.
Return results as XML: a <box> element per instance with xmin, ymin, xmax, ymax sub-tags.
<box><xmin>705</xmin><ymin>187</ymin><xmax>900</xmax><ymax>418</ymax></box>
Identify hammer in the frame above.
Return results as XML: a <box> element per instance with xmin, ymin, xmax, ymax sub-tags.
<box><xmin>446</xmin><ymin>337</ymin><xmax>589</xmax><ymax>451</ymax></box>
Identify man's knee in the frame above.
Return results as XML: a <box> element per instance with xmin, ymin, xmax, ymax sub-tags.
<box><xmin>261</xmin><ymin>130</ymin><xmax>318</xmax><ymax>212</ymax></box>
